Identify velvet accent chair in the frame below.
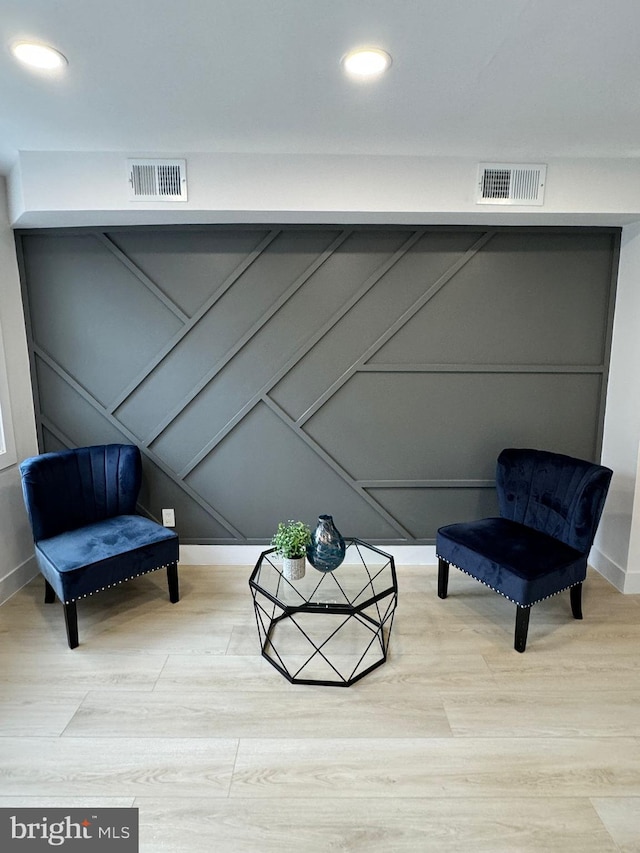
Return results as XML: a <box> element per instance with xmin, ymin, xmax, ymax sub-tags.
<box><xmin>436</xmin><ymin>448</ymin><xmax>612</xmax><ymax>652</ymax></box>
<box><xmin>19</xmin><ymin>444</ymin><xmax>179</xmax><ymax>649</ymax></box>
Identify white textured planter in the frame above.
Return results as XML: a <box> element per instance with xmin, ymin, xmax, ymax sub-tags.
<box><xmin>282</xmin><ymin>556</ymin><xmax>306</xmax><ymax>581</ymax></box>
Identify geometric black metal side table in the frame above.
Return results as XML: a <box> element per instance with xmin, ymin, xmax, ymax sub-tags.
<box><xmin>249</xmin><ymin>538</ymin><xmax>397</xmax><ymax>687</ymax></box>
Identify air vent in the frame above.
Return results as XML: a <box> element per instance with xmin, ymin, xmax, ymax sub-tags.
<box><xmin>127</xmin><ymin>159</ymin><xmax>187</xmax><ymax>201</ymax></box>
<box><xmin>477</xmin><ymin>163</ymin><xmax>546</xmax><ymax>205</ymax></box>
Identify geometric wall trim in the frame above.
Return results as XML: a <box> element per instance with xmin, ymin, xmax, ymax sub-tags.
<box><xmin>17</xmin><ymin>225</ymin><xmax>619</xmax><ymax>544</ymax></box>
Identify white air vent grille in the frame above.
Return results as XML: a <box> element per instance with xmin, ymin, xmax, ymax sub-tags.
<box><xmin>477</xmin><ymin>163</ymin><xmax>546</xmax><ymax>205</ymax></box>
<box><xmin>127</xmin><ymin>159</ymin><xmax>187</xmax><ymax>201</ymax></box>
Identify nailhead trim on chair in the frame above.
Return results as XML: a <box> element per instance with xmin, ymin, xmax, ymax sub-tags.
<box><xmin>435</xmin><ymin>553</ymin><xmax>582</xmax><ymax>609</ymax></box>
<box><xmin>63</xmin><ymin>562</ymin><xmax>175</xmax><ymax>605</ymax></box>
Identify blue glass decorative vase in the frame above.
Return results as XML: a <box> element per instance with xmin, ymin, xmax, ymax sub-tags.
<box><xmin>307</xmin><ymin>514</ymin><xmax>346</xmax><ymax>573</ymax></box>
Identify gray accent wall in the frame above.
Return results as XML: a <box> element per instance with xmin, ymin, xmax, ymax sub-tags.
<box><xmin>17</xmin><ymin>226</ymin><xmax>618</xmax><ymax>544</ymax></box>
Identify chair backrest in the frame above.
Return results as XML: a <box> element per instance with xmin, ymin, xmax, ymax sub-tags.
<box><xmin>496</xmin><ymin>448</ymin><xmax>612</xmax><ymax>555</ymax></box>
<box><xmin>20</xmin><ymin>444</ymin><xmax>142</xmax><ymax>542</ymax></box>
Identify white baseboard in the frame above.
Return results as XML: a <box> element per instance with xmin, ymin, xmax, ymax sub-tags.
<box><xmin>6</xmin><ymin>546</ymin><xmax>635</xmax><ymax>601</ymax></box>
<box><xmin>179</xmin><ymin>545</ymin><xmax>640</xmax><ymax>593</ymax></box>
<box><xmin>0</xmin><ymin>555</ymin><xmax>38</xmax><ymax>605</ymax></box>
<box><xmin>179</xmin><ymin>544</ymin><xmax>437</xmax><ymax>566</ymax></box>
<box><xmin>620</xmin><ymin>573</ymin><xmax>640</xmax><ymax>594</ymax></box>
<box><xmin>588</xmin><ymin>545</ymin><xmax>634</xmax><ymax>593</ymax></box>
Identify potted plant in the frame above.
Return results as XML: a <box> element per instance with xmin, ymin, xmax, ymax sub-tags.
<box><xmin>271</xmin><ymin>519</ymin><xmax>311</xmax><ymax>580</ymax></box>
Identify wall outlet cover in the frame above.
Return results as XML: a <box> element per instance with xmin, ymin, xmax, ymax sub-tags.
<box><xmin>162</xmin><ymin>508</ymin><xmax>176</xmax><ymax>527</ymax></box>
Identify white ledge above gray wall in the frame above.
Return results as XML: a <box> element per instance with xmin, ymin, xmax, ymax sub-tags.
<box><xmin>8</xmin><ymin>152</ymin><xmax>640</xmax><ymax>229</ymax></box>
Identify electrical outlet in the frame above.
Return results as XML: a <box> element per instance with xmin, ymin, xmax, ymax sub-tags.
<box><xmin>162</xmin><ymin>508</ymin><xmax>176</xmax><ymax>527</ymax></box>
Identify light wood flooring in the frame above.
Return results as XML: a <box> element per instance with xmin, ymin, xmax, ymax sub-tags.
<box><xmin>1</xmin><ymin>564</ymin><xmax>640</xmax><ymax>852</ymax></box>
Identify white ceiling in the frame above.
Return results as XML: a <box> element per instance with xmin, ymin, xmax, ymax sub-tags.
<box><xmin>1</xmin><ymin>0</ymin><xmax>640</xmax><ymax>177</ymax></box>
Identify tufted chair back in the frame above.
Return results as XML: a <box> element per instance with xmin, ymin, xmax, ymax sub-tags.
<box><xmin>496</xmin><ymin>448</ymin><xmax>612</xmax><ymax>555</ymax></box>
<box><xmin>20</xmin><ymin>444</ymin><xmax>141</xmax><ymax>542</ymax></box>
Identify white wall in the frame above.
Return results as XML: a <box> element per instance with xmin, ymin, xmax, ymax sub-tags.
<box><xmin>0</xmin><ymin>176</ymin><xmax>39</xmax><ymax>602</ymax></box>
<box><xmin>592</xmin><ymin>223</ymin><xmax>640</xmax><ymax>592</ymax></box>
<box><xmin>8</xmin><ymin>152</ymin><xmax>640</xmax><ymax>228</ymax></box>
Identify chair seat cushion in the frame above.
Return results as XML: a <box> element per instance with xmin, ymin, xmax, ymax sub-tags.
<box><xmin>35</xmin><ymin>515</ymin><xmax>179</xmax><ymax>603</ymax></box>
<box><xmin>436</xmin><ymin>517</ymin><xmax>587</xmax><ymax>606</ymax></box>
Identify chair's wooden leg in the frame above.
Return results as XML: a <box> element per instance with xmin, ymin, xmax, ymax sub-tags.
<box><xmin>63</xmin><ymin>601</ymin><xmax>79</xmax><ymax>649</ymax></box>
<box><xmin>167</xmin><ymin>562</ymin><xmax>179</xmax><ymax>603</ymax></box>
<box><xmin>44</xmin><ymin>579</ymin><xmax>56</xmax><ymax>604</ymax></box>
<box><xmin>437</xmin><ymin>558</ymin><xmax>449</xmax><ymax>599</ymax></box>
<box><xmin>514</xmin><ymin>606</ymin><xmax>531</xmax><ymax>653</ymax></box>
<box><xmin>570</xmin><ymin>583</ymin><xmax>583</xmax><ymax>620</ymax></box>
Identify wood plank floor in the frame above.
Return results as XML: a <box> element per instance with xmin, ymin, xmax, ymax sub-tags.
<box><xmin>1</xmin><ymin>564</ymin><xmax>640</xmax><ymax>852</ymax></box>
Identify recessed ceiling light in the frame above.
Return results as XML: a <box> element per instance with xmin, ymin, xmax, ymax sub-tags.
<box><xmin>342</xmin><ymin>47</ymin><xmax>392</xmax><ymax>79</ymax></box>
<box><xmin>11</xmin><ymin>41</ymin><xmax>68</xmax><ymax>71</ymax></box>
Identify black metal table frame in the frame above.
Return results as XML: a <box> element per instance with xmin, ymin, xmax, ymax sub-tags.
<box><xmin>249</xmin><ymin>538</ymin><xmax>398</xmax><ymax>687</ymax></box>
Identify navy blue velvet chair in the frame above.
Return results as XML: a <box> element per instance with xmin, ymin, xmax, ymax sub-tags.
<box><xmin>20</xmin><ymin>444</ymin><xmax>179</xmax><ymax>649</ymax></box>
<box><xmin>436</xmin><ymin>448</ymin><xmax>612</xmax><ymax>652</ymax></box>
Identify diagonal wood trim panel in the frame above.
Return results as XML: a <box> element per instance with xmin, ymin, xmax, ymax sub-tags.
<box><xmin>18</xmin><ymin>225</ymin><xmax>618</xmax><ymax>544</ymax></box>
